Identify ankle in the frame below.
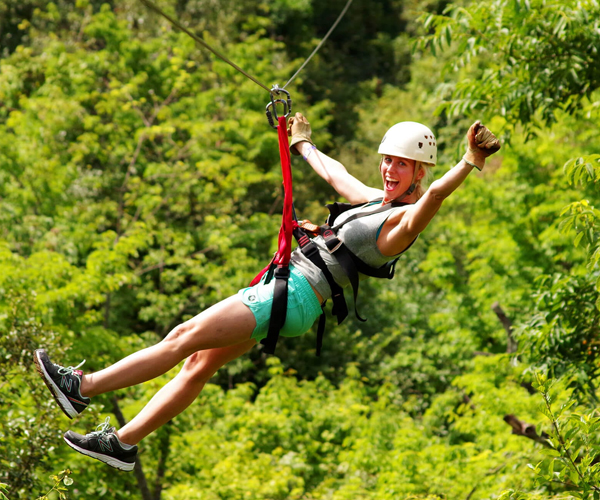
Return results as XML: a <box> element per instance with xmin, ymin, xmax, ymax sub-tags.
<box><xmin>115</xmin><ymin>430</ymin><xmax>138</xmax><ymax>448</ymax></box>
<box><xmin>79</xmin><ymin>374</ymin><xmax>93</xmax><ymax>398</ymax></box>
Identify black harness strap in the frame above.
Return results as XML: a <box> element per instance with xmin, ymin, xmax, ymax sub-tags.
<box><xmin>293</xmin><ymin>226</ymin><xmax>348</xmax><ymax>357</ymax></box>
<box><xmin>293</xmin><ymin>227</ymin><xmax>348</xmax><ymax>322</ymax></box>
<box><xmin>261</xmin><ymin>266</ymin><xmax>290</xmax><ymax>354</ymax></box>
<box><xmin>321</xmin><ymin>225</ymin><xmax>366</xmax><ymax>322</ymax></box>
<box><xmin>351</xmin><ymin>253</ymin><xmax>398</xmax><ymax>279</ymax></box>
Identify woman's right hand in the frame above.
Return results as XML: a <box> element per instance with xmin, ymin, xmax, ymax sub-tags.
<box><xmin>288</xmin><ymin>112</ymin><xmax>314</xmax><ymax>155</ymax></box>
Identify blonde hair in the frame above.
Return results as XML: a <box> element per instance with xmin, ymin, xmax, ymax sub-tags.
<box><xmin>414</xmin><ymin>162</ymin><xmax>434</xmax><ymax>199</ymax></box>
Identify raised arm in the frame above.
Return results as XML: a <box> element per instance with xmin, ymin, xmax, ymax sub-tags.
<box><xmin>289</xmin><ymin>113</ymin><xmax>382</xmax><ymax>204</ymax></box>
<box><xmin>378</xmin><ymin>121</ymin><xmax>501</xmax><ymax>255</ymax></box>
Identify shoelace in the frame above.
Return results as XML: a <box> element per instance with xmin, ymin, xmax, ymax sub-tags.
<box><xmin>57</xmin><ymin>359</ymin><xmax>86</xmax><ymax>378</ymax></box>
<box><xmin>90</xmin><ymin>417</ymin><xmax>112</xmax><ymax>437</ymax></box>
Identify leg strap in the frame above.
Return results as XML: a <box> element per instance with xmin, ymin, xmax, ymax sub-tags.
<box><xmin>260</xmin><ymin>266</ymin><xmax>290</xmax><ymax>355</ymax></box>
<box><xmin>316</xmin><ymin>307</ymin><xmax>326</xmax><ymax>357</ymax></box>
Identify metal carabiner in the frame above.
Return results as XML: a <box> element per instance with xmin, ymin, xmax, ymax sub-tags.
<box><xmin>265</xmin><ymin>84</ymin><xmax>292</xmax><ymax>129</ymax></box>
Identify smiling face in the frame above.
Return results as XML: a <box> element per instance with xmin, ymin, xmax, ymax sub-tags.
<box><xmin>380</xmin><ymin>155</ymin><xmax>424</xmax><ymax>203</ymax></box>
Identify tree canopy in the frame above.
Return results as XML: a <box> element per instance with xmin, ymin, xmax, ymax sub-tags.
<box><xmin>1</xmin><ymin>0</ymin><xmax>599</xmax><ymax>499</ymax></box>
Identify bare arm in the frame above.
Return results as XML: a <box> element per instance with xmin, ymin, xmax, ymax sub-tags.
<box><xmin>378</xmin><ymin>121</ymin><xmax>501</xmax><ymax>255</ymax></box>
<box><xmin>289</xmin><ymin>113</ymin><xmax>382</xmax><ymax>204</ymax></box>
<box><xmin>295</xmin><ymin>141</ymin><xmax>382</xmax><ymax>204</ymax></box>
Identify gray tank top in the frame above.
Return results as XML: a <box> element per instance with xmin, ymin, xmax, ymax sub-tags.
<box><xmin>290</xmin><ymin>202</ymin><xmax>417</xmax><ymax>300</ymax></box>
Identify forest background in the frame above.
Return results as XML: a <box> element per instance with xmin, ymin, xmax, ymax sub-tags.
<box><xmin>0</xmin><ymin>0</ymin><xmax>599</xmax><ymax>498</ymax></box>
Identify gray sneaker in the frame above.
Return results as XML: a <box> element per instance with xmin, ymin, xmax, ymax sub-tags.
<box><xmin>63</xmin><ymin>418</ymin><xmax>138</xmax><ymax>472</ymax></box>
<box><xmin>34</xmin><ymin>349</ymin><xmax>90</xmax><ymax>419</ymax></box>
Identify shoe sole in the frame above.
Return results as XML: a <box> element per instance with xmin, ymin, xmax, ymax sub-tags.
<box><xmin>34</xmin><ymin>350</ymin><xmax>78</xmax><ymax>419</ymax></box>
<box><xmin>63</xmin><ymin>436</ymin><xmax>135</xmax><ymax>472</ymax></box>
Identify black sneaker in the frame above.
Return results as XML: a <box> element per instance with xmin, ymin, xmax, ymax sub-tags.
<box><xmin>63</xmin><ymin>418</ymin><xmax>138</xmax><ymax>472</ymax></box>
<box><xmin>34</xmin><ymin>349</ymin><xmax>90</xmax><ymax>419</ymax></box>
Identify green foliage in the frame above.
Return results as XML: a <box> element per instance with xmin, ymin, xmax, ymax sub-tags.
<box><xmin>36</xmin><ymin>469</ymin><xmax>73</xmax><ymax>500</ymax></box>
<box><xmin>418</xmin><ymin>0</ymin><xmax>600</xmax><ymax>130</ymax></box>
<box><xmin>560</xmin><ymin>200</ymin><xmax>600</xmax><ymax>271</ymax></box>
<box><xmin>564</xmin><ymin>155</ymin><xmax>600</xmax><ymax>186</ymax></box>
<box><xmin>513</xmin><ymin>110</ymin><xmax>600</xmax><ymax>400</ymax></box>
<box><xmin>518</xmin><ymin>272</ymin><xmax>600</xmax><ymax>397</ymax></box>
<box><xmin>0</xmin><ymin>291</ymin><xmax>67</xmax><ymax>497</ymax></box>
<box><xmin>1</xmin><ymin>0</ymin><xmax>600</xmax><ymax>498</ymax></box>
<box><xmin>153</xmin><ymin>357</ymin><xmax>541</xmax><ymax>499</ymax></box>
<box><xmin>523</xmin><ymin>374</ymin><xmax>600</xmax><ymax>499</ymax></box>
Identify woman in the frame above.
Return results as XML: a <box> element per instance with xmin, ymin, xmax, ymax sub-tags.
<box><xmin>34</xmin><ymin>113</ymin><xmax>500</xmax><ymax>471</ymax></box>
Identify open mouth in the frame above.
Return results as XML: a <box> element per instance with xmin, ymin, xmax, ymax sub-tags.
<box><xmin>385</xmin><ymin>179</ymin><xmax>399</xmax><ymax>191</ymax></box>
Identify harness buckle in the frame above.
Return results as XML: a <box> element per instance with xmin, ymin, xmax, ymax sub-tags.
<box><xmin>298</xmin><ymin>219</ymin><xmax>320</xmax><ymax>236</ymax></box>
<box><xmin>326</xmin><ymin>240</ymin><xmax>343</xmax><ymax>253</ymax></box>
<box><xmin>322</xmin><ymin>228</ymin><xmax>343</xmax><ymax>253</ymax></box>
<box><xmin>387</xmin><ymin>259</ymin><xmax>398</xmax><ymax>279</ymax></box>
<box><xmin>265</xmin><ymin>85</ymin><xmax>292</xmax><ymax>129</ymax></box>
<box><xmin>274</xmin><ymin>265</ymin><xmax>290</xmax><ymax>279</ymax></box>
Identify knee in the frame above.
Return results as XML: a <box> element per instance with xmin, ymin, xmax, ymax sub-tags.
<box><xmin>180</xmin><ymin>351</ymin><xmax>219</xmax><ymax>385</ymax></box>
<box><xmin>163</xmin><ymin>321</ymin><xmax>198</xmax><ymax>355</ymax></box>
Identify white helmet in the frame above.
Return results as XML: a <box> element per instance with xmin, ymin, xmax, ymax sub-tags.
<box><xmin>378</xmin><ymin>121</ymin><xmax>437</xmax><ymax>165</ymax></box>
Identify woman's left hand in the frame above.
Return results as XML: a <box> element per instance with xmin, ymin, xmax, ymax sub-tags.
<box><xmin>464</xmin><ymin>121</ymin><xmax>501</xmax><ymax>170</ymax></box>
<box><xmin>467</xmin><ymin>121</ymin><xmax>501</xmax><ymax>159</ymax></box>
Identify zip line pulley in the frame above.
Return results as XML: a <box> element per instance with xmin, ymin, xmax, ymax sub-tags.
<box><xmin>265</xmin><ymin>85</ymin><xmax>292</xmax><ymax>129</ymax></box>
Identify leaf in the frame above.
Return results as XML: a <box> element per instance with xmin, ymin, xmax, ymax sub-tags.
<box><xmin>444</xmin><ymin>25</ymin><xmax>452</xmax><ymax>47</ymax></box>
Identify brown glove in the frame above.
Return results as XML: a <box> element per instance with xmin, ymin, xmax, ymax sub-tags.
<box><xmin>468</xmin><ymin>122</ymin><xmax>501</xmax><ymax>157</ymax></box>
<box><xmin>287</xmin><ymin>112</ymin><xmax>315</xmax><ymax>156</ymax></box>
<box><xmin>464</xmin><ymin>121</ymin><xmax>501</xmax><ymax>171</ymax></box>
<box><xmin>474</xmin><ymin>123</ymin><xmax>501</xmax><ymax>154</ymax></box>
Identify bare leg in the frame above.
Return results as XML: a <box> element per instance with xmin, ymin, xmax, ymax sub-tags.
<box><xmin>80</xmin><ymin>296</ymin><xmax>256</xmax><ymax>397</ymax></box>
<box><xmin>116</xmin><ymin>339</ymin><xmax>256</xmax><ymax>445</ymax></box>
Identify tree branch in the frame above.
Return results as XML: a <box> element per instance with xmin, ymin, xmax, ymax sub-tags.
<box><xmin>153</xmin><ymin>422</ymin><xmax>173</xmax><ymax>500</ymax></box>
<box><xmin>111</xmin><ymin>396</ymin><xmax>153</xmax><ymax>500</ymax></box>
<box><xmin>503</xmin><ymin>414</ymin><xmax>552</xmax><ymax>448</ymax></box>
<box><xmin>491</xmin><ymin>302</ymin><xmax>517</xmax><ymax>354</ymax></box>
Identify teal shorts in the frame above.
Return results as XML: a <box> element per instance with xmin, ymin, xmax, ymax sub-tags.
<box><xmin>238</xmin><ymin>266</ymin><xmax>322</xmax><ymax>342</ymax></box>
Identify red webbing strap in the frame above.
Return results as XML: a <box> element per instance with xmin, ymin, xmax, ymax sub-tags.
<box><xmin>274</xmin><ymin>115</ymin><xmax>294</xmax><ymax>266</ymax></box>
<box><xmin>258</xmin><ymin>116</ymin><xmax>294</xmax><ymax>354</ymax></box>
<box><xmin>250</xmin><ymin>115</ymin><xmax>294</xmax><ymax>285</ymax></box>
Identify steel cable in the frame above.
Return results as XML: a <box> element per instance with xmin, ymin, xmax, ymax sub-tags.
<box><xmin>139</xmin><ymin>0</ymin><xmax>271</xmax><ymax>92</ymax></box>
<box><xmin>139</xmin><ymin>0</ymin><xmax>354</xmax><ymax>94</ymax></box>
<box><xmin>283</xmin><ymin>0</ymin><xmax>354</xmax><ymax>89</ymax></box>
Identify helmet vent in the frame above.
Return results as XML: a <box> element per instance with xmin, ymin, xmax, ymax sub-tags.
<box><xmin>418</xmin><ymin>142</ymin><xmax>423</xmax><ymax>148</ymax></box>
